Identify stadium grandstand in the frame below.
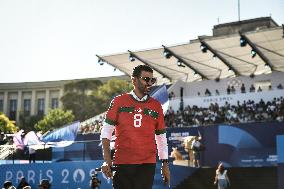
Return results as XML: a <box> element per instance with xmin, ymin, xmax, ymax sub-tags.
<box><xmin>1</xmin><ymin>17</ymin><xmax>284</xmax><ymax>189</ymax></box>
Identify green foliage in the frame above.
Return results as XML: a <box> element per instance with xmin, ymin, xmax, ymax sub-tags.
<box><xmin>94</xmin><ymin>79</ymin><xmax>133</xmax><ymax>112</ymax></box>
<box><xmin>61</xmin><ymin>78</ymin><xmax>132</xmax><ymax>121</ymax></box>
<box><xmin>35</xmin><ymin>109</ymin><xmax>74</xmax><ymax>133</ymax></box>
<box><xmin>61</xmin><ymin>79</ymin><xmax>104</xmax><ymax>121</ymax></box>
<box><xmin>95</xmin><ymin>79</ymin><xmax>133</xmax><ymax>101</ymax></box>
<box><xmin>19</xmin><ymin>114</ymin><xmax>44</xmax><ymax>132</ymax></box>
<box><xmin>0</xmin><ymin>113</ymin><xmax>18</xmax><ymax>133</ymax></box>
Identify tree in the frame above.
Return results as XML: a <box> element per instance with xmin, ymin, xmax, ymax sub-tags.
<box><xmin>35</xmin><ymin>109</ymin><xmax>74</xmax><ymax>133</ymax></box>
<box><xmin>61</xmin><ymin>78</ymin><xmax>132</xmax><ymax>121</ymax></box>
<box><xmin>0</xmin><ymin>113</ymin><xmax>17</xmax><ymax>133</ymax></box>
<box><xmin>19</xmin><ymin>114</ymin><xmax>44</xmax><ymax>132</ymax></box>
<box><xmin>61</xmin><ymin>79</ymin><xmax>103</xmax><ymax>121</ymax></box>
<box><xmin>94</xmin><ymin>79</ymin><xmax>133</xmax><ymax>112</ymax></box>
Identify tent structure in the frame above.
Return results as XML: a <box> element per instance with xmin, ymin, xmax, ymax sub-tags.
<box><xmin>97</xmin><ymin>17</ymin><xmax>284</xmax><ymax>85</ymax></box>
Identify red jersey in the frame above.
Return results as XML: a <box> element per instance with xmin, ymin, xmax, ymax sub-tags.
<box><xmin>104</xmin><ymin>93</ymin><xmax>166</xmax><ymax>164</ymax></box>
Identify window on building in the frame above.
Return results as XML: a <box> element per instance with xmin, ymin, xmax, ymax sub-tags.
<box><xmin>37</xmin><ymin>98</ymin><xmax>45</xmax><ymax>115</ymax></box>
<box><xmin>51</xmin><ymin>98</ymin><xmax>58</xmax><ymax>109</ymax></box>
<box><xmin>23</xmin><ymin>99</ymin><xmax>31</xmax><ymax>116</ymax></box>
<box><xmin>0</xmin><ymin>99</ymin><xmax>3</xmax><ymax>112</ymax></box>
<box><xmin>9</xmin><ymin>99</ymin><xmax>17</xmax><ymax>120</ymax></box>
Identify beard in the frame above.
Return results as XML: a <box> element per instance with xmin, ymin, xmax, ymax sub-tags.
<box><xmin>137</xmin><ymin>80</ymin><xmax>151</xmax><ymax>95</ymax></box>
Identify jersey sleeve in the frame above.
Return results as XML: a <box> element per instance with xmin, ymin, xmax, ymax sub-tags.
<box><xmin>104</xmin><ymin>96</ymin><xmax>119</xmax><ymax>126</ymax></box>
<box><xmin>155</xmin><ymin>101</ymin><xmax>166</xmax><ymax>135</ymax></box>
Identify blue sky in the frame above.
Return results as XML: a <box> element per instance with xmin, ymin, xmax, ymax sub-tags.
<box><xmin>0</xmin><ymin>0</ymin><xmax>283</xmax><ymax>83</ymax></box>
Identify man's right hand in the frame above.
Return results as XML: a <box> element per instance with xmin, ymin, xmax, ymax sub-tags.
<box><xmin>101</xmin><ymin>161</ymin><xmax>113</xmax><ymax>178</ymax></box>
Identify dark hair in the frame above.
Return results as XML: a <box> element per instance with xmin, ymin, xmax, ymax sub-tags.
<box><xmin>3</xmin><ymin>181</ymin><xmax>12</xmax><ymax>188</ymax></box>
<box><xmin>132</xmin><ymin>65</ymin><xmax>153</xmax><ymax>77</ymax></box>
<box><xmin>218</xmin><ymin>163</ymin><xmax>225</xmax><ymax>174</ymax></box>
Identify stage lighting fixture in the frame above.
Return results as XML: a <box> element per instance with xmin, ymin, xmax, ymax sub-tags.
<box><xmin>163</xmin><ymin>49</ymin><xmax>172</xmax><ymax>59</ymax></box>
<box><xmin>240</xmin><ymin>36</ymin><xmax>247</xmax><ymax>47</ymax></box>
<box><xmin>264</xmin><ymin>63</ymin><xmax>271</xmax><ymax>69</ymax></box>
<box><xmin>129</xmin><ymin>54</ymin><xmax>135</xmax><ymax>62</ymax></box>
<box><xmin>200</xmin><ymin>43</ymin><xmax>207</xmax><ymax>53</ymax></box>
<box><xmin>228</xmin><ymin>67</ymin><xmax>233</xmax><ymax>73</ymax></box>
<box><xmin>177</xmin><ymin>60</ymin><xmax>185</xmax><ymax>67</ymax></box>
<box><xmin>98</xmin><ymin>58</ymin><xmax>104</xmax><ymax>65</ymax></box>
<box><xmin>251</xmin><ymin>49</ymin><xmax>257</xmax><ymax>58</ymax></box>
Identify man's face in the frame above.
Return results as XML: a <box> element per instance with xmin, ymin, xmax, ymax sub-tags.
<box><xmin>134</xmin><ymin>71</ymin><xmax>156</xmax><ymax>95</ymax></box>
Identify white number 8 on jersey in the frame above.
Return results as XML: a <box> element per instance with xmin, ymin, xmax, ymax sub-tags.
<box><xmin>134</xmin><ymin>114</ymin><xmax>142</xmax><ymax>127</ymax></box>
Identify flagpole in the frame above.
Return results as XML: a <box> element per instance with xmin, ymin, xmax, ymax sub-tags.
<box><xmin>238</xmin><ymin>0</ymin><xmax>240</xmax><ymax>21</ymax></box>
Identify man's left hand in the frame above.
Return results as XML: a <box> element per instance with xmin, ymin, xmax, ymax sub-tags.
<box><xmin>161</xmin><ymin>162</ymin><xmax>170</xmax><ymax>186</ymax></box>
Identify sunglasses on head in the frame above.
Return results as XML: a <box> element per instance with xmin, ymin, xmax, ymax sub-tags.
<box><xmin>139</xmin><ymin>76</ymin><xmax>157</xmax><ymax>84</ymax></box>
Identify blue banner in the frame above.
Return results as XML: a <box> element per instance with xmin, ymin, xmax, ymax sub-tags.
<box><xmin>0</xmin><ymin>161</ymin><xmax>196</xmax><ymax>189</ymax></box>
<box><xmin>42</xmin><ymin>121</ymin><xmax>80</xmax><ymax>143</ymax></box>
<box><xmin>167</xmin><ymin>121</ymin><xmax>284</xmax><ymax>167</ymax></box>
<box><xmin>277</xmin><ymin>135</ymin><xmax>284</xmax><ymax>189</ymax></box>
<box><xmin>277</xmin><ymin>135</ymin><xmax>284</xmax><ymax>163</ymax></box>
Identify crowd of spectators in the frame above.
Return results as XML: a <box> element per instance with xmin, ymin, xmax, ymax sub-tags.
<box><xmin>78</xmin><ymin>116</ymin><xmax>104</xmax><ymax>134</ymax></box>
<box><xmin>76</xmin><ymin>83</ymin><xmax>284</xmax><ymax>134</ymax></box>
<box><xmin>77</xmin><ymin>97</ymin><xmax>284</xmax><ymax>134</ymax></box>
<box><xmin>165</xmin><ymin>97</ymin><xmax>284</xmax><ymax>127</ymax></box>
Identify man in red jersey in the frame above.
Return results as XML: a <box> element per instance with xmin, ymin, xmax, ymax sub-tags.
<box><xmin>100</xmin><ymin>65</ymin><xmax>170</xmax><ymax>189</ymax></box>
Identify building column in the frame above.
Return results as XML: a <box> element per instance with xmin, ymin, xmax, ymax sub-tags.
<box><xmin>16</xmin><ymin>91</ymin><xmax>22</xmax><ymax>124</ymax></box>
<box><xmin>58</xmin><ymin>89</ymin><xmax>64</xmax><ymax>109</ymax></box>
<box><xmin>45</xmin><ymin>89</ymin><xmax>50</xmax><ymax>114</ymax></box>
<box><xmin>31</xmin><ymin>90</ymin><xmax>36</xmax><ymax>115</ymax></box>
<box><xmin>3</xmin><ymin>91</ymin><xmax>8</xmax><ymax>116</ymax></box>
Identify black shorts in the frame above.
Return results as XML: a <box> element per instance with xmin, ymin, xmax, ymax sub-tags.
<box><xmin>113</xmin><ymin>163</ymin><xmax>156</xmax><ymax>189</ymax></box>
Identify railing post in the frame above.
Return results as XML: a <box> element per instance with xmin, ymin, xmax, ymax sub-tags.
<box><xmin>83</xmin><ymin>142</ymin><xmax>86</xmax><ymax>161</ymax></box>
<box><xmin>43</xmin><ymin>143</ymin><xmax>45</xmax><ymax>163</ymax></box>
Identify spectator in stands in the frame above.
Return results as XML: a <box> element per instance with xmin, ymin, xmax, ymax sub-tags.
<box><xmin>168</xmin><ymin>91</ymin><xmax>175</xmax><ymax>100</ymax></box>
<box><xmin>175</xmin><ymin>110</ymin><xmax>183</xmax><ymax>127</ymax></box>
<box><xmin>205</xmin><ymin>89</ymin><xmax>211</xmax><ymax>96</ymax></box>
<box><xmin>249</xmin><ymin>84</ymin><xmax>255</xmax><ymax>92</ymax></box>
<box><xmin>268</xmin><ymin>85</ymin><xmax>272</xmax><ymax>90</ymax></box>
<box><xmin>17</xmin><ymin>177</ymin><xmax>30</xmax><ymax>189</ymax></box>
<box><xmin>240</xmin><ymin>83</ymin><xmax>246</xmax><ymax>93</ymax></box>
<box><xmin>215</xmin><ymin>89</ymin><xmax>220</xmax><ymax>96</ymax></box>
<box><xmin>277</xmin><ymin>83</ymin><xmax>283</xmax><ymax>89</ymax></box>
<box><xmin>38</xmin><ymin>179</ymin><xmax>51</xmax><ymax>189</ymax></box>
<box><xmin>197</xmin><ymin>92</ymin><xmax>201</xmax><ymax>96</ymax></box>
<box><xmin>230</xmin><ymin>86</ymin><xmax>236</xmax><ymax>94</ymax></box>
<box><xmin>257</xmin><ymin>86</ymin><xmax>262</xmax><ymax>92</ymax></box>
<box><xmin>167</xmin><ymin>106</ymin><xmax>175</xmax><ymax>127</ymax></box>
<box><xmin>214</xmin><ymin>163</ymin><xmax>230</xmax><ymax>189</ymax></box>
<box><xmin>226</xmin><ymin>85</ymin><xmax>230</xmax><ymax>94</ymax></box>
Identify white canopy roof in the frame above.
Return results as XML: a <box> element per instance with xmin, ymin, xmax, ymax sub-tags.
<box><xmin>98</xmin><ymin>26</ymin><xmax>284</xmax><ymax>85</ymax></box>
